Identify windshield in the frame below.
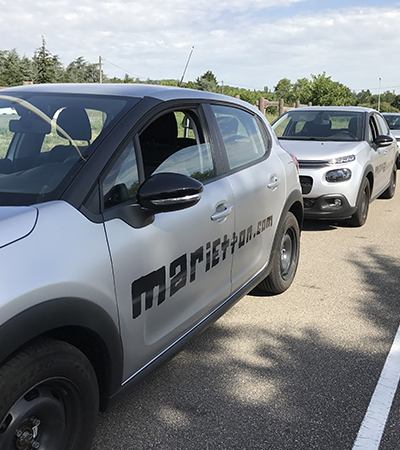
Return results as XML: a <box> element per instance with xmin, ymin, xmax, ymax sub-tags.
<box><xmin>383</xmin><ymin>114</ymin><xmax>400</xmax><ymax>130</ymax></box>
<box><xmin>0</xmin><ymin>91</ymin><xmax>133</xmax><ymax>206</ymax></box>
<box><xmin>272</xmin><ymin>110</ymin><xmax>364</xmax><ymax>142</ymax></box>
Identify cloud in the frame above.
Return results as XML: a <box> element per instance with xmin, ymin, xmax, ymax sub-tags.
<box><xmin>1</xmin><ymin>1</ymin><xmax>400</xmax><ymax>92</ymax></box>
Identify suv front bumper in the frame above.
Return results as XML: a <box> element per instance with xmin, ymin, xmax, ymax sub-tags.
<box><xmin>303</xmin><ymin>194</ymin><xmax>357</xmax><ymax>220</ymax></box>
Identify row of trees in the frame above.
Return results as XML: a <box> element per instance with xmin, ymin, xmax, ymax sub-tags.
<box><xmin>1</xmin><ymin>38</ymin><xmax>399</xmax><ymax>113</ymax></box>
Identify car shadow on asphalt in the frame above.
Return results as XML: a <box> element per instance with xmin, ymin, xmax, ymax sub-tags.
<box><xmin>92</xmin><ymin>246</ymin><xmax>400</xmax><ymax>450</ymax></box>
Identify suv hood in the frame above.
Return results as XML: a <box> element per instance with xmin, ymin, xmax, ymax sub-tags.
<box><xmin>278</xmin><ymin>140</ymin><xmax>365</xmax><ymax>161</ymax></box>
<box><xmin>0</xmin><ymin>206</ymin><xmax>38</xmax><ymax>248</ymax></box>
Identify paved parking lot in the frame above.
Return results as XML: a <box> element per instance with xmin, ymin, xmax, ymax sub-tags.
<box><xmin>92</xmin><ymin>175</ymin><xmax>400</xmax><ymax>450</ymax></box>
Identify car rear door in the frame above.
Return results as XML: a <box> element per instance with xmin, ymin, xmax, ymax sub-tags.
<box><xmin>209</xmin><ymin>104</ymin><xmax>287</xmax><ymax>293</ymax></box>
<box><xmin>101</xmin><ymin>107</ymin><xmax>235</xmax><ymax>381</ymax></box>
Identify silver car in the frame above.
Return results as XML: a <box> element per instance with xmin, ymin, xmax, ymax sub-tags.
<box><xmin>272</xmin><ymin>106</ymin><xmax>398</xmax><ymax>226</ymax></box>
<box><xmin>0</xmin><ymin>84</ymin><xmax>303</xmax><ymax>449</ymax></box>
<box><xmin>382</xmin><ymin>112</ymin><xmax>400</xmax><ymax>169</ymax></box>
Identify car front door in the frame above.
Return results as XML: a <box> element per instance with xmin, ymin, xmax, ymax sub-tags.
<box><xmin>369</xmin><ymin>113</ymin><xmax>396</xmax><ymax>196</ymax></box>
<box><xmin>102</xmin><ymin>107</ymin><xmax>235</xmax><ymax>381</ymax></box>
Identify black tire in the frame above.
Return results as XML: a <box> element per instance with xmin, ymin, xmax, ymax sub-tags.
<box><xmin>379</xmin><ymin>164</ymin><xmax>397</xmax><ymax>199</ymax></box>
<box><xmin>258</xmin><ymin>211</ymin><xmax>300</xmax><ymax>294</ymax></box>
<box><xmin>0</xmin><ymin>337</ymin><xmax>99</xmax><ymax>450</ymax></box>
<box><xmin>346</xmin><ymin>178</ymin><xmax>370</xmax><ymax>227</ymax></box>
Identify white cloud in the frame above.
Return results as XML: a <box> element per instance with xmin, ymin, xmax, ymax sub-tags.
<box><xmin>2</xmin><ymin>1</ymin><xmax>400</xmax><ymax>92</ymax></box>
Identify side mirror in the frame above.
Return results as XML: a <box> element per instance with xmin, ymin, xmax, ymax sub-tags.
<box><xmin>137</xmin><ymin>172</ymin><xmax>203</xmax><ymax>212</ymax></box>
<box><xmin>375</xmin><ymin>135</ymin><xmax>393</xmax><ymax>147</ymax></box>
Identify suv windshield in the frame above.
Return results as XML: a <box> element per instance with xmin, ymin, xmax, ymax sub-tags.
<box><xmin>272</xmin><ymin>110</ymin><xmax>364</xmax><ymax>142</ymax></box>
<box><xmin>0</xmin><ymin>92</ymin><xmax>133</xmax><ymax>206</ymax></box>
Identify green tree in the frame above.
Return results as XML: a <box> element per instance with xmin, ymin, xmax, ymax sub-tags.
<box><xmin>309</xmin><ymin>72</ymin><xmax>352</xmax><ymax>106</ymax></box>
<box><xmin>64</xmin><ymin>57</ymin><xmax>99</xmax><ymax>83</ymax></box>
<box><xmin>0</xmin><ymin>49</ymin><xmax>32</xmax><ymax>86</ymax></box>
<box><xmin>274</xmin><ymin>78</ymin><xmax>294</xmax><ymax>105</ymax></box>
<box><xmin>33</xmin><ymin>36</ymin><xmax>63</xmax><ymax>84</ymax></box>
<box><xmin>195</xmin><ymin>70</ymin><xmax>219</xmax><ymax>92</ymax></box>
<box><xmin>292</xmin><ymin>78</ymin><xmax>311</xmax><ymax>104</ymax></box>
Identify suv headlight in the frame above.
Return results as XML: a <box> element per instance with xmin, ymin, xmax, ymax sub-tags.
<box><xmin>326</xmin><ymin>168</ymin><xmax>352</xmax><ymax>182</ymax></box>
<box><xmin>331</xmin><ymin>155</ymin><xmax>355</xmax><ymax>164</ymax></box>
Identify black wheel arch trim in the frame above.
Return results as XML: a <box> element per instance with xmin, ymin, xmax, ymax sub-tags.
<box><xmin>0</xmin><ymin>298</ymin><xmax>123</xmax><ymax>410</ymax></box>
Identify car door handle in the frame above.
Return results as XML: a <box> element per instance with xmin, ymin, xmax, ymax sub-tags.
<box><xmin>211</xmin><ymin>205</ymin><xmax>233</xmax><ymax>223</ymax></box>
<box><xmin>268</xmin><ymin>177</ymin><xmax>281</xmax><ymax>190</ymax></box>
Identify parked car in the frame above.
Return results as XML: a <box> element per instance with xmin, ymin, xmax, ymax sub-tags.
<box><xmin>382</xmin><ymin>112</ymin><xmax>400</xmax><ymax>168</ymax></box>
<box><xmin>272</xmin><ymin>106</ymin><xmax>398</xmax><ymax>226</ymax></box>
<box><xmin>0</xmin><ymin>83</ymin><xmax>303</xmax><ymax>449</ymax></box>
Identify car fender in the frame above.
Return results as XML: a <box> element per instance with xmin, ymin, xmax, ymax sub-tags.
<box><xmin>0</xmin><ymin>297</ymin><xmax>124</xmax><ymax>407</ymax></box>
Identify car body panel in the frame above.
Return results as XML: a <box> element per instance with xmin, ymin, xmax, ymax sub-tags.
<box><xmin>0</xmin><ymin>84</ymin><xmax>303</xmax><ymax>418</ymax></box>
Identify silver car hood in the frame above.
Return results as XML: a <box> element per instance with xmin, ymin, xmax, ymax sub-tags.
<box><xmin>278</xmin><ymin>139</ymin><xmax>365</xmax><ymax>160</ymax></box>
<box><xmin>0</xmin><ymin>206</ymin><xmax>38</xmax><ymax>248</ymax></box>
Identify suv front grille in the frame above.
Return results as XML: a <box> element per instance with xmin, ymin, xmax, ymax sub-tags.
<box><xmin>298</xmin><ymin>160</ymin><xmax>330</xmax><ymax>169</ymax></box>
<box><xmin>300</xmin><ymin>176</ymin><xmax>313</xmax><ymax>195</ymax></box>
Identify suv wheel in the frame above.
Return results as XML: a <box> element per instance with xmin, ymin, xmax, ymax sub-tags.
<box><xmin>0</xmin><ymin>338</ymin><xmax>99</xmax><ymax>450</ymax></box>
<box><xmin>346</xmin><ymin>178</ymin><xmax>370</xmax><ymax>227</ymax></box>
<box><xmin>258</xmin><ymin>211</ymin><xmax>300</xmax><ymax>294</ymax></box>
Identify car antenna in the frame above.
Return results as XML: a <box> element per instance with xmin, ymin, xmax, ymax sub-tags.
<box><xmin>178</xmin><ymin>46</ymin><xmax>194</xmax><ymax>87</ymax></box>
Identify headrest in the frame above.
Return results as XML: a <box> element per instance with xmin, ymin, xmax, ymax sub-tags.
<box><xmin>56</xmin><ymin>107</ymin><xmax>92</xmax><ymax>141</ymax></box>
<box><xmin>9</xmin><ymin>112</ymin><xmax>51</xmax><ymax>134</ymax></box>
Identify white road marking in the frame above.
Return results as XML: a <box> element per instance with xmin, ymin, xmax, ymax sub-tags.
<box><xmin>352</xmin><ymin>324</ymin><xmax>400</xmax><ymax>449</ymax></box>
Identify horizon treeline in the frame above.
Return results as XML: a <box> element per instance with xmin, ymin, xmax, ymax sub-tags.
<box><xmin>1</xmin><ymin>38</ymin><xmax>399</xmax><ymax>113</ymax></box>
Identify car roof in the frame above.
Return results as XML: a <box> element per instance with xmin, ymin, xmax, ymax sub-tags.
<box><xmin>288</xmin><ymin>105</ymin><xmax>377</xmax><ymax>114</ymax></box>
<box><xmin>0</xmin><ymin>83</ymin><xmax>251</xmax><ymax>108</ymax></box>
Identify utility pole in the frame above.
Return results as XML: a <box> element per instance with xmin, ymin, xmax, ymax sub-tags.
<box><xmin>378</xmin><ymin>77</ymin><xmax>382</xmax><ymax>111</ymax></box>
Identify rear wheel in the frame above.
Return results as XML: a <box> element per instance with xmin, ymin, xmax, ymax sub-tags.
<box><xmin>258</xmin><ymin>211</ymin><xmax>300</xmax><ymax>294</ymax></box>
<box><xmin>0</xmin><ymin>338</ymin><xmax>99</xmax><ymax>450</ymax></box>
<box><xmin>346</xmin><ymin>178</ymin><xmax>370</xmax><ymax>227</ymax></box>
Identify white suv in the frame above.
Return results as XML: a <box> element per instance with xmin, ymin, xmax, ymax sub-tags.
<box><xmin>0</xmin><ymin>84</ymin><xmax>303</xmax><ymax>449</ymax></box>
<box><xmin>272</xmin><ymin>106</ymin><xmax>398</xmax><ymax>226</ymax></box>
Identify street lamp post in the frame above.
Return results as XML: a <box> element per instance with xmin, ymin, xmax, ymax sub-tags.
<box><xmin>378</xmin><ymin>77</ymin><xmax>382</xmax><ymax>111</ymax></box>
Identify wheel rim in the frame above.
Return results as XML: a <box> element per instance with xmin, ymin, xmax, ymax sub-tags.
<box><xmin>0</xmin><ymin>380</ymin><xmax>80</xmax><ymax>450</ymax></box>
<box><xmin>280</xmin><ymin>227</ymin><xmax>296</xmax><ymax>280</ymax></box>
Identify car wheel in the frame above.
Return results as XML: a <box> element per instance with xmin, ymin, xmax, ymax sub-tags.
<box><xmin>346</xmin><ymin>178</ymin><xmax>370</xmax><ymax>227</ymax></box>
<box><xmin>258</xmin><ymin>211</ymin><xmax>300</xmax><ymax>294</ymax></box>
<box><xmin>379</xmin><ymin>164</ymin><xmax>397</xmax><ymax>199</ymax></box>
<box><xmin>0</xmin><ymin>338</ymin><xmax>99</xmax><ymax>450</ymax></box>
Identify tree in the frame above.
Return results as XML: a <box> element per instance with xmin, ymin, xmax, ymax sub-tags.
<box><xmin>0</xmin><ymin>49</ymin><xmax>33</xmax><ymax>87</ymax></box>
<box><xmin>292</xmin><ymin>78</ymin><xmax>311</xmax><ymax>104</ymax></box>
<box><xmin>195</xmin><ymin>70</ymin><xmax>219</xmax><ymax>92</ymax></box>
<box><xmin>309</xmin><ymin>72</ymin><xmax>353</xmax><ymax>106</ymax></box>
<box><xmin>33</xmin><ymin>36</ymin><xmax>63</xmax><ymax>84</ymax></box>
<box><xmin>274</xmin><ymin>78</ymin><xmax>294</xmax><ymax>105</ymax></box>
<box><xmin>65</xmin><ymin>57</ymin><xmax>99</xmax><ymax>83</ymax></box>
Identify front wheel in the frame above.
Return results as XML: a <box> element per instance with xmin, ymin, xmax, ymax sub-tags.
<box><xmin>346</xmin><ymin>178</ymin><xmax>370</xmax><ymax>227</ymax></box>
<box><xmin>0</xmin><ymin>338</ymin><xmax>99</xmax><ymax>450</ymax></box>
<box><xmin>258</xmin><ymin>211</ymin><xmax>300</xmax><ymax>294</ymax></box>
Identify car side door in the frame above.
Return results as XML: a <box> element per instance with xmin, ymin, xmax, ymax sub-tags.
<box><xmin>101</xmin><ymin>106</ymin><xmax>235</xmax><ymax>381</ymax></box>
<box><xmin>208</xmin><ymin>104</ymin><xmax>287</xmax><ymax>293</ymax></box>
<box><xmin>369</xmin><ymin>113</ymin><xmax>396</xmax><ymax>196</ymax></box>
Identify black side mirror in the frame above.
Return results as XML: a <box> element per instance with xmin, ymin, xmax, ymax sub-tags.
<box><xmin>375</xmin><ymin>135</ymin><xmax>393</xmax><ymax>147</ymax></box>
<box><xmin>137</xmin><ymin>172</ymin><xmax>203</xmax><ymax>212</ymax></box>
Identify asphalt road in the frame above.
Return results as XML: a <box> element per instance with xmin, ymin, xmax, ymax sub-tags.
<box><xmin>92</xmin><ymin>175</ymin><xmax>400</xmax><ymax>450</ymax></box>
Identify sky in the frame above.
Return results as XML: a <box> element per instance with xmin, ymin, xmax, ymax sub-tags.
<box><xmin>2</xmin><ymin>0</ymin><xmax>400</xmax><ymax>94</ymax></box>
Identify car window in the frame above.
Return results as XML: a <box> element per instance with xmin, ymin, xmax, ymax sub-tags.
<box><xmin>0</xmin><ymin>93</ymin><xmax>131</xmax><ymax>206</ymax></box>
<box><xmin>272</xmin><ymin>110</ymin><xmax>363</xmax><ymax>141</ymax></box>
<box><xmin>211</xmin><ymin>105</ymin><xmax>267</xmax><ymax>170</ymax></box>
<box><xmin>139</xmin><ymin>110</ymin><xmax>215</xmax><ymax>181</ymax></box>
<box><xmin>375</xmin><ymin>114</ymin><xmax>390</xmax><ymax>136</ymax></box>
<box><xmin>384</xmin><ymin>114</ymin><xmax>400</xmax><ymax>130</ymax></box>
<box><xmin>369</xmin><ymin>116</ymin><xmax>379</xmax><ymax>142</ymax></box>
<box><xmin>102</xmin><ymin>140</ymin><xmax>139</xmax><ymax>209</ymax></box>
